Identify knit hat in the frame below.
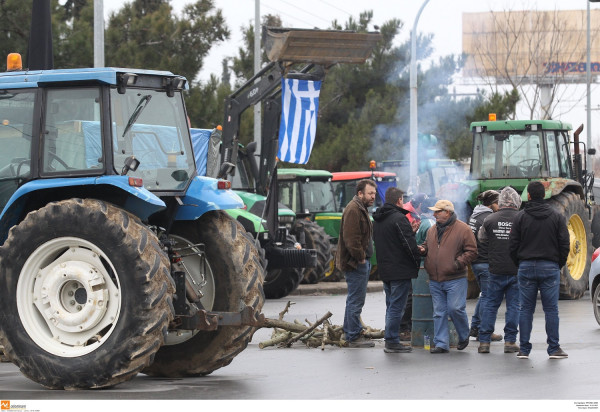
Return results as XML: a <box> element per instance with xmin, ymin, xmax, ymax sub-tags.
<box><xmin>476</xmin><ymin>190</ymin><xmax>499</xmax><ymax>207</ymax></box>
<box><xmin>499</xmin><ymin>186</ymin><xmax>522</xmax><ymax>209</ymax></box>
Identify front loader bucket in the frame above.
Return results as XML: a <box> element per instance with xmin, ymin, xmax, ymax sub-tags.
<box><xmin>263</xmin><ymin>27</ymin><xmax>381</xmax><ymax>65</ymax></box>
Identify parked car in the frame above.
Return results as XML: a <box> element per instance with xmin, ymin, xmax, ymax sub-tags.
<box><xmin>590</xmin><ymin>247</ymin><xmax>600</xmax><ymax>325</ymax></box>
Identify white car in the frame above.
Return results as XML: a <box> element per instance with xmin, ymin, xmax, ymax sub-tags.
<box><xmin>590</xmin><ymin>247</ymin><xmax>600</xmax><ymax>326</ymax></box>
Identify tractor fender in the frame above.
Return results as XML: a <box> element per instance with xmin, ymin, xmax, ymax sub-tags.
<box><xmin>0</xmin><ymin>176</ymin><xmax>166</xmax><ymax>243</ymax></box>
<box><xmin>520</xmin><ymin>178</ymin><xmax>584</xmax><ymax>202</ymax></box>
<box><xmin>175</xmin><ymin>176</ymin><xmax>244</xmax><ymax>221</ymax></box>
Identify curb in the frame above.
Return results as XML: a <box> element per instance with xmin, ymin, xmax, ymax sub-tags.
<box><xmin>289</xmin><ymin>280</ymin><xmax>384</xmax><ymax>296</ymax></box>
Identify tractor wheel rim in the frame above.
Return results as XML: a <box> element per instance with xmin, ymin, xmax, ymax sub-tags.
<box><xmin>566</xmin><ymin>214</ymin><xmax>586</xmax><ymax>281</ymax></box>
<box><xmin>17</xmin><ymin>237</ymin><xmax>121</xmax><ymax>357</ymax></box>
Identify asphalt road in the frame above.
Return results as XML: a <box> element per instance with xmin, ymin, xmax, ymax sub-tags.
<box><xmin>1</xmin><ymin>284</ymin><xmax>599</xmax><ymax>410</ymax></box>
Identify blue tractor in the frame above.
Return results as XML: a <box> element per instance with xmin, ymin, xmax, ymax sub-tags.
<box><xmin>0</xmin><ymin>54</ymin><xmax>265</xmax><ymax>389</ymax></box>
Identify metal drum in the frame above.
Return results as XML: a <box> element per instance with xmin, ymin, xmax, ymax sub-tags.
<box><xmin>411</xmin><ymin>265</ymin><xmax>458</xmax><ymax>347</ymax></box>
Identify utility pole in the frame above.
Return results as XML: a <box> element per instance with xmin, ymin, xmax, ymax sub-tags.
<box><xmin>254</xmin><ymin>0</ymin><xmax>262</xmax><ymax>159</ymax></box>
<box><xmin>93</xmin><ymin>0</ymin><xmax>104</xmax><ymax>67</ymax></box>
<box><xmin>409</xmin><ymin>0</ymin><xmax>430</xmax><ymax>194</ymax></box>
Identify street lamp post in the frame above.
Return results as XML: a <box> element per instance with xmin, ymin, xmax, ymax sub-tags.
<box><xmin>409</xmin><ymin>0</ymin><xmax>430</xmax><ymax>194</ymax></box>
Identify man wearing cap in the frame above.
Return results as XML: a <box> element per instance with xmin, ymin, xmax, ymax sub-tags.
<box><xmin>477</xmin><ymin>186</ymin><xmax>522</xmax><ymax>354</ymax></box>
<box><xmin>467</xmin><ymin>190</ymin><xmax>502</xmax><ymax>342</ymax></box>
<box><xmin>419</xmin><ymin>199</ymin><xmax>477</xmax><ymax>353</ymax></box>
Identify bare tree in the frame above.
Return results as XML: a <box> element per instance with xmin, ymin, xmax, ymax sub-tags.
<box><xmin>463</xmin><ymin>7</ymin><xmax>600</xmax><ymax>120</ymax></box>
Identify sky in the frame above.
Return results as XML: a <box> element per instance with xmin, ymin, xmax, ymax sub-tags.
<box><xmin>99</xmin><ymin>0</ymin><xmax>600</xmax><ymax>148</ymax></box>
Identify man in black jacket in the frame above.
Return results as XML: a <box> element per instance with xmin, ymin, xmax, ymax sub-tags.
<box><xmin>373</xmin><ymin>187</ymin><xmax>420</xmax><ymax>353</ymax></box>
<box><xmin>477</xmin><ymin>186</ymin><xmax>521</xmax><ymax>354</ymax></box>
<box><xmin>508</xmin><ymin>181</ymin><xmax>570</xmax><ymax>359</ymax></box>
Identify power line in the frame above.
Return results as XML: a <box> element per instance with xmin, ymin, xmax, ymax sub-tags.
<box><xmin>261</xmin><ymin>1</ymin><xmax>318</xmax><ymax>27</ymax></box>
<box><xmin>273</xmin><ymin>0</ymin><xmax>332</xmax><ymax>25</ymax></box>
<box><xmin>320</xmin><ymin>0</ymin><xmax>353</xmax><ymax>17</ymax></box>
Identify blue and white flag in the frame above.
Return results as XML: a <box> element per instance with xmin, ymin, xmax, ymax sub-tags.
<box><xmin>277</xmin><ymin>78</ymin><xmax>321</xmax><ymax>164</ymax></box>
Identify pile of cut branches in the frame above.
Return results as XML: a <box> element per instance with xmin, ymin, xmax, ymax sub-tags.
<box><xmin>258</xmin><ymin>301</ymin><xmax>383</xmax><ymax>350</ymax></box>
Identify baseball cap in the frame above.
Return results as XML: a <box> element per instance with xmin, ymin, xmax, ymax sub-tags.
<box><xmin>428</xmin><ymin>199</ymin><xmax>455</xmax><ymax>213</ymax></box>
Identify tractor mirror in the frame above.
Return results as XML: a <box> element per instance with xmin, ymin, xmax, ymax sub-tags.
<box><xmin>588</xmin><ymin>148</ymin><xmax>596</xmax><ymax>156</ymax></box>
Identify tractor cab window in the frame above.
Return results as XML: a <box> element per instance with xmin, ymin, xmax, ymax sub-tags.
<box><xmin>278</xmin><ymin>180</ymin><xmax>301</xmax><ymax>213</ymax></box>
<box><xmin>301</xmin><ymin>179</ymin><xmax>337</xmax><ymax>213</ymax></box>
<box><xmin>110</xmin><ymin>88</ymin><xmax>195</xmax><ymax>192</ymax></box>
<box><xmin>0</xmin><ymin>90</ymin><xmax>34</xmax><ymax>209</ymax></box>
<box><xmin>472</xmin><ymin>131</ymin><xmax>543</xmax><ymax>179</ymax></box>
<box><xmin>546</xmin><ymin>131</ymin><xmax>562</xmax><ymax>177</ymax></box>
<box><xmin>558</xmin><ymin>132</ymin><xmax>572</xmax><ymax>178</ymax></box>
<box><xmin>333</xmin><ymin>180</ymin><xmax>356</xmax><ymax>211</ymax></box>
<box><xmin>42</xmin><ymin>88</ymin><xmax>103</xmax><ymax>174</ymax></box>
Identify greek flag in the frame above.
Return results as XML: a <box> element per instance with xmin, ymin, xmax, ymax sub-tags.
<box><xmin>277</xmin><ymin>78</ymin><xmax>321</xmax><ymax>164</ymax></box>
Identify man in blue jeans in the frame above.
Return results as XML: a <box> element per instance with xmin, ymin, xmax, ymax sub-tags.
<box><xmin>337</xmin><ymin>179</ymin><xmax>377</xmax><ymax>348</ymax></box>
<box><xmin>509</xmin><ymin>181</ymin><xmax>570</xmax><ymax>359</ymax></box>
<box><xmin>467</xmin><ymin>190</ymin><xmax>501</xmax><ymax>342</ymax></box>
<box><xmin>419</xmin><ymin>199</ymin><xmax>477</xmax><ymax>353</ymax></box>
<box><xmin>477</xmin><ymin>186</ymin><xmax>522</xmax><ymax>354</ymax></box>
<box><xmin>373</xmin><ymin>187</ymin><xmax>420</xmax><ymax>353</ymax></box>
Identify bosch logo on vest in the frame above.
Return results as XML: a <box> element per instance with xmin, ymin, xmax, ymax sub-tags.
<box><xmin>498</xmin><ymin>221</ymin><xmax>512</xmax><ymax>227</ymax></box>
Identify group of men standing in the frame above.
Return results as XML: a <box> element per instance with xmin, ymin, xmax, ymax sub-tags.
<box><xmin>336</xmin><ymin>179</ymin><xmax>570</xmax><ymax>359</ymax></box>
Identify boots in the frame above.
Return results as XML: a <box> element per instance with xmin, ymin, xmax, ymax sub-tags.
<box><xmin>504</xmin><ymin>341</ymin><xmax>520</xmax><ymax>353</ymax></box>
<box><xmin>478</xmin><ymin>342</ymin><xmax>490</xmax><ymax>353</ymax></box>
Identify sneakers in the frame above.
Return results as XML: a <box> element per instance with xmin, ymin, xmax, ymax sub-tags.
<box><xmin>457</xmin><ymin>337</ymin><xmax>469</xmax><ymax>350</ymax></box>
<box><xmin>384</xmin><ymin>342</ymin><xmax>413</xmax><ymax>353</ymax></box>
<box><xmin>504</xmin><ymin>342</ymin><xmax>520</xmax><ymax>353</ymax></box>
<box><xmin>430</xmin><ymin>346</ymin><xmax>449</xmax><ymax>354</ymax></box>
<box><xmin>517</xmin><ymin>351</ymin><xmax>529</xmax><ymax>359</ymax></box>
<box><xmin>347</xmin><ymin>336</ymin><xmax>375</xmax><ymax>348</ymax></box>
<box><xmin>549</xmin><ymin>348</ymin><xmax>568</xmax><ymax>359</ymax></box>
<box><xmin>478</xmin><ymin>342</ymin><xmax>490</xmax><ymax>353</ymax></box>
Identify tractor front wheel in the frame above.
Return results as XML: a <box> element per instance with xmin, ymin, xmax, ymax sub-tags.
<box><xmin>0</xmin><ymin>199</ymin><xmax>174</xmax><ymax>389</ymax></box>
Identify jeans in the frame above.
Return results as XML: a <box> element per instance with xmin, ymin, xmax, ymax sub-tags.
<box><xmin>470</xmin><ymin>262</ymin><xmax>490</xmax><ymax>330</ymax></box>
<box><xmin>383</xmin><ymin>279</ymin><xmax>412</xmax><ymax>343</ymax></box>
<box><xmin>517</xmin><ymin>260</ymin><xmax>561</xmax><ymax>355</ymax></box>
<box><xmin>479</xmin><ymin>274</ymin><xmax>520</xmax><ymax>343</ymax></box>
<box><xmin>429</xmin><ymin>277</ymin><xmax>469</xmax><ymax>350</ymax></box>
<box><xmin>343</xmin><ymin>261</ymin><xmax>371</xmax><ymax>342</ymax></box>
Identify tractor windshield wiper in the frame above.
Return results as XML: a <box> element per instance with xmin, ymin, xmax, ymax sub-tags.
<box><xmin>122</xmin><ymin>94</ymin><xmax>152</xmax><ymax>137</ymax></box>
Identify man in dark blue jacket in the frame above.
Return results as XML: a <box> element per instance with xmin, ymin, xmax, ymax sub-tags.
<box><xmin>509</xmin><ymin>181</ymin><xmax>570</xmax><ymax>359</ymax></box>
<box><xmin>373</xmin><ymin>187</ymin><xmax>420</xmax><ymax>353</ymax></box>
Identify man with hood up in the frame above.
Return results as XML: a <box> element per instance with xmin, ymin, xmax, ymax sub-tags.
<box><xmin>509</xmin><ymin>181</ymin><xmax>570</xmax><ymax>359</ymax></box>
<box><xmin>373</xmin><ymin>187</ymin><xmax>420</xmax><ymax>353</ymax></box>
<box><xmin>477</xmin><ymin>186</ymin><xmax>522</xmax><ymax>354</ymax></box>
<box><xmin>467</xmin><ymin>190</ymin><xmax>501</xmax><ymax>341</ymax></box>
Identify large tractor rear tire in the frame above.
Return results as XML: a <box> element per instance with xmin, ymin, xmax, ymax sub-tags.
<box><xmin>0</xmin><ymin>199</ymin><xmax>174</xmax><ymax>389</ymax></box>
<box><xmin>295</xmin><ymin>220</ymin><xmax>332</xmax><ymax>284</ymax></box>
<box><xmin>264</xmin><ymin>234</ymin><xmax>304</xmax><ymax>299</ymax></box>
<box><xmin>143</xmin><ymin>211</ymin><xmax>265</xmax><ymax>377</ymax></box>
<box><xmin>591</xmin><ymin>204</ymin><xmax>600</xmax><ymax>248</ymax></box>
<box><xmin>548</xmin><ymin>192</ymin><xmax>592</xmax><ymax>300</ymax></box>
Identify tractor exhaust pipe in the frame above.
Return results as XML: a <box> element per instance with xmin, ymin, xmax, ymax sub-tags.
<box><xmin>573</xmin><ymin>124</ymin><xmax>584</xmax><ymax>185</ymax></box>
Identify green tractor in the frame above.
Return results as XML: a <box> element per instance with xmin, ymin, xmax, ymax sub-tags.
<box><xmin>443</xmin><ymin>118</ymin><xmax>597</xmax><ymax>300</ymax></box>
<box><xmin>276</xmin><ymin>168</ymin><xmax>340</xmax><ymax>282</ymax></box>
<box><xmin>227</xmin><ymin>190</ymin><xmax>315</xmax><ymax>299</ymax></box>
